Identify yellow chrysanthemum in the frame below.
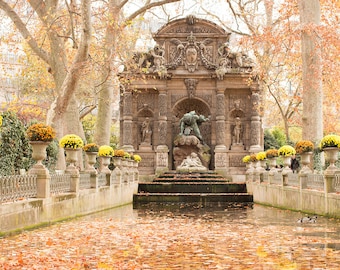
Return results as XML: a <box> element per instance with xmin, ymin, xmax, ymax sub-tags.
<box><xmin>59</xmin><ymin>134</ymin><xmax>84</xmax><ymax>149</ymax></box>
<box><xmin>319</xmin><ymin>134</ymin><xmax>340</xmax><ymax>150</ymax></box>
<box><xmin>278</xmin><ymin>145</ymin><xmax>296</xmax><ymax>157</ymax></box>
<box><xmin>98</xmin><ymin>145</ymin><xmax>114</xmax><ymax>157</ymax></box>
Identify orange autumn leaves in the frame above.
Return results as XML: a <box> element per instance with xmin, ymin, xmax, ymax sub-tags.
<box><xmin>0</xmin><ymin>205</ymin><xmax>339</xmax><ymax>269</ymax></box>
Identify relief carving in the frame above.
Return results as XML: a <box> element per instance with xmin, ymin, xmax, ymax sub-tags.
<box><xmin>136</xmin><ymin>92</ymin><xmax>157</xmax><ymax>112</ymax></box>
<box><xmin>215</xmin><ymin>153</ymin><xmax>226</xmax><ymax>167</ymax></box>
<box><xmin>184</xmin><ymin>78</ymin><xmax>198</xmax><ymax>98</ymax></box>
<box><xmin>158</xmin><ymin>94</ymin><xmax>167</xmax><ymax>116</ymax></box>
<box><xmin>229</xmin><ymin>155</ymin><xmax>244</xmax><ymax>167</ymax></box>
<box><xmin>216</xmin><ymin>121</ymin><xmax>225</xmax><ymax>145</ymax></box>
<box><xmin>167</xmin><ymin>32</ymin><xmax>216</xmax><ymax>71</ymax></box>
<box><xmin>216</xmin><ymin>94</ymin><xmax>225</xmax><ymax>116</ymax></box>
<box><xmin>158</xmin><ymin>121</ymin><xmax>167</xmax><ymax>144</ymax></box>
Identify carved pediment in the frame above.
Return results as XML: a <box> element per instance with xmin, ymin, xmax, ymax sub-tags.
<box><xmin>153</xmin><ymin>16</ymin><xmax>230</xmax><ymax>37</ymax></box>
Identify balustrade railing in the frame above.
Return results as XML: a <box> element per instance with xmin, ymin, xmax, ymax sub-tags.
<box><xmin>98</xmin><ymin>173</ymin><xmax>107</xmax><ymax>187</ymax></box>
<box><xmin>271</xmin><ymin>172</ymin><xmax>282</xmax><ymax>185</ymax></box>
<box><xmin>79</xmin><ymin>173</ymin><xmax>91</xmax><ymax>190</ymax></box>
<box><xmin>50</xmin><ymin>174</ymin><xmax>71</xmax><ymax>195</ymax></box>
<box><xmin>306</xmin><ymin>174</ymin><xmax>324</xmax><ymax>190</ymax></box>
<box><xmin>0</xmin><ymin>175</ymin><xmax>37</xmax><ymax>203</ymax></box>
<box><xmin>287</xmin><ymin>173</ymin><xmax>299</xmax><ymax>187</ymax></box>
<box><xmin>334</xmin><ymin>174</ymin><xmax>340</xmax><ymax>192</ymax></box>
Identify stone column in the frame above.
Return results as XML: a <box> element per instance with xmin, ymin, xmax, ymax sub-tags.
<box><xmin>122</xmin><ymin>91</ymin><xmax>135</xmax><ymax>152</ymax></box>
<box><xmin>249</xmin><ymin>91</ymin><xmax>262</xmax><ymax>152</ymax></box>
<box><xmin>214</xmin><ymin>89</ymin><xmax>228</xmax><ymax>175</ymax></box>
<box><xmin>156</xmin><ymin>91</ymin><xmax>169</xmax><ymax>174</ymax></box>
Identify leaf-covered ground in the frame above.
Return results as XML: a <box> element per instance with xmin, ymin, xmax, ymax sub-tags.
<box><xmin>0</xmin><ymin>204</ymin><xmax>339</xmax><ymax>269</ymax></box>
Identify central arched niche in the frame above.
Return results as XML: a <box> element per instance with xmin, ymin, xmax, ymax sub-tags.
<box><xmin>171</xmin><ymin>98</ymin><xmax>212</xmax><ymax>169</ymax></box>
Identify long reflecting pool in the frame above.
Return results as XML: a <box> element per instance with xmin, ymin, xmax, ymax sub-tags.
<box><xmin>1</xmin><ymin>204</ymin><xmax>339</xmax><ymax>269</ymax></box>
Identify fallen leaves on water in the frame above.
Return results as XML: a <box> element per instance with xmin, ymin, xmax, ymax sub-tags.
<box><xmin>0</xmin><ymin>206</ymin><xmax>339</xmax><ymax>269</ymax></box>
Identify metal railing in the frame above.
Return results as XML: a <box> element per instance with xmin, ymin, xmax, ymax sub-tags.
<box><xmin>50</xmin><ymin>174</ymin><xmax>71</xmax><ymax>195</ymax></box>
<box><xmin>0</xmin><ymin>175</ymin><xmax>37</xmax><ymax>203</ymax></box>
<box><xmin>80</xmin><ymin>173</ymin><xmax>91</xmax><ymax>190</ymax></box>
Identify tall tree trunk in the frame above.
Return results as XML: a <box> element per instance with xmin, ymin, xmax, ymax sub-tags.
<box><xmin>299</xmin><ymin>0</ymin><xmax>323</xmax><ymax>143</ymax></box>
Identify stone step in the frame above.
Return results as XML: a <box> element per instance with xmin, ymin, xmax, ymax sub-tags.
<box><xmin>153</xmin><ymin>178</ymin><xmax>229</xmax><ymax>182</ymax></box>
<box><xmin>137</xmin><ymin>183</ymin><xmax>247</xmax><ymax>193</ymax></box>
<box><xmin>154</xmin><ymin>171</ymin><xmax>231</xmax><ymax>182</ymax></box>
<box><xmin>133</xmin><ymin>193</ymin><xmax>253</xmax><ymax>205</ymax></box>
<box><xmin>133</xmin><ymin>171</ymin><xmax>253</xmax><ymax>209</ymax></box>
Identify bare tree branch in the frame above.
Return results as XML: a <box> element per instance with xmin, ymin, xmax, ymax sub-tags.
<box><xmin>0</xmin><ymin>0</ymin><xmax>50</xmax><ymax>64</ymax></box>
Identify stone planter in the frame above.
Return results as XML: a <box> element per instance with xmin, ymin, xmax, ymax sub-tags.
<box><xmin>112</xmin><ymin>157</ymin><xmax>122</xmax><ymax>169</ymax></box>
<box><xmin>324</xmin><ymin>147</ymin><xmax>339</xmax><ymax>174</ymax></box>
<box><xmin>300</xmin><ymin>152</ymin><xmax>313</xmax><ymax>174</ymax></box>
<box><xmin>99</xmin><ymin>156</ymin><xmax>112</xmax><ymax>174</ymax></box>
<box><xmin>282</xmin><ymin>156</ymin><xmax>292</xmax><ymax>175</ymax></box>
<box><xmin>30</xmin><ymin>141</ymin><xmax>49</xmax><ymax>167</ymax></box>
<box><xmin>268</xmin><ymin>157</ymin><xmax>277</xmax><ymax>172</ymax></box>
<box><xmin>85</xmin><ymin>152</ymin><xmax>98</xmax><ymax>174</ymax></box>
<box><xmin>64</xmin><ymin>148</ymin><xmax>81</xmax><ymax>174</ymax></box>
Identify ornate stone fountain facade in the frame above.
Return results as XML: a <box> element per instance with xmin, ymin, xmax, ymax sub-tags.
<box><xmin>119</xmin><ymin>16</ymin><xmax>263</xmax><ymax>178</ymax></box>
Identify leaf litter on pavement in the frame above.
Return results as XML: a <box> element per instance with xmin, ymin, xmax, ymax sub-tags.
<box><xmin>0</xmin><ymin>204</ymin><xmax>339</xmax><ymax>269</ymax></box>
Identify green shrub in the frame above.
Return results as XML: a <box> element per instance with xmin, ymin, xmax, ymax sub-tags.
<box><xmin>0</xmin><ymin>112</ymin><xmax>31</xmax><ymax>175</ymax></box>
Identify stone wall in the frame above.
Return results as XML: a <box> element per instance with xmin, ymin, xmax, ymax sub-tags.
<box><xmin>0</xmin><ymin>182</ymin><xmax>137</xmax><ymax>234</ymax></box>
<box><xmin>247</xmin><ymin>174</ymin><xmax>340</xmax><ymax>218</ymax></box>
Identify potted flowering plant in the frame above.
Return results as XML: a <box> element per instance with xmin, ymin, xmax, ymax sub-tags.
<box><xmin>59</xmin><ymin>134</ymin><xmax>84</xmax><ymax>149</ymax></box>
<box><xmin>256</xmin><ymin>151</ymin><xmax>266</xmax><ymax>161</ymax></box>
<box><xmin>319</xmin><ymin>134</ymin><xmax>340</xmax><ymax>172</ymax></box>
<box><xmin>27</xmin><ymin>123</ymin><xmax>56</xmax><ymax>142</ymax></box>
<box><xmin>27</xmin><ymin>123</ymin><xmax>56</xmax><ymax>168</ymax></box>
<box><xmin>266</xmin><ymin>149</ymin><xmax>278</xmax><ymax>170</ymax></box>
<box><xmin>295</xmin><ymin>140</ymin><xmax>314</xmax><ymax>154</ymax></box>
<box><xmin>132</xmin><ymin>154</ymin><xmax>142</xmax><ymax>163</ymax></box>
<box><xmin>242</xmin><ymin>155</ymin><xmax>250</xmax><ymax>163</ymax></box>
<box><xmin>319</xmin><ymin>134</ymin><xmax>340</xmax><ymax>150</ymax></box>
<box><xmin>98</xmin><ymin>145</ymin><xmax>114</xmax><ymax>157</ymax></box>
<box><xmin>278</xmin><ymin>145</ymin><xmax>296</xmax><ymax>157</ymax></box>
<box><xmin>278</xmin><ymin>145</ymin><xmax>296</xmax><ymax>173</ymax></box>
<box><xmin>250</xmin><ymin>154</ymin><xmax>257</xmax><ymax>162</ymax></box>
<box><xmin>83</xmin><ymin>143</ymin><xmax>99</xmax><ymax>173</ymax></box>
<box><xmin>83</xmin><ymin>143</ymin><xmax>99</xmax><ymax>152</ymax></box>
<box><xmin>113</xmin><ymin>149</ymin><xmax>125</xmax><ymax>157</ymax></box>
<box><xmin>266</xmin><ymin>149</ymin><xmax>278</xmax><ymax>158</ymax></box>
<box><xmin>98</xmin><ymin>145</ymin><xmax>114</xmax><ymax>173</ymax></box>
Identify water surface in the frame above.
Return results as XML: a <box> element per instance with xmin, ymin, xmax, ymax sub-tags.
<box><xmin>1</xmin><ymin>204</ymin><xmax>339</xmax><ymax>269</ymax></box>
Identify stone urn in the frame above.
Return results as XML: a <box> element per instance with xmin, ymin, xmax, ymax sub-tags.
<box><xmin>64</xmin><ymin>148</ymin><xmax>81</xmax><ymax>174</ymax></box>
<box><xmin>85</xmin><ymin>152</ymin><xmax>98</xmax><ymax>174</ymax></box>
<box><xmin>282</xmin><ymin>156</ymin><xmax>292</xmax><ymax>175</ymax></box>
<box><xmin>323</xmin><ymin>147</ymin><xmax>339</xmax><ymax>173</ymax></box>
<box><xmin>99</xmin><ymin>156</ymin><xmax>112</xmax><ymax>174</ymax></box>
<box><xmin>299</xmin><ymin>152</ymin><xmax>313</xmax><ymax>174</ymax></box>
<box><xmin>112</xmin><ymin>157</ymin><xmax>122</xmax><ymax>170</ymax></box>
<box><xmin>30</xmin><ymin>141</ymin><xmax>49</xmax><ymax>169</ymax></box>
<box><xmin>268</xmin><ymin>157</ymin><xmax>278</xmax><ymax>172</ymax></box>
<box><xmin>29</xmin><ymin>141</ymin><xmax>50</xmax><ymax>174</ymax></box>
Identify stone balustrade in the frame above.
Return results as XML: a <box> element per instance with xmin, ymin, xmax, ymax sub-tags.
<box><xmin>246</xmin><ymin>164</ymin><xmax>340</xmax><ymax>218</ymax></box>
<box><xmin>0</xmin><ymin>157</ymin><xmax>139</xmax><ymax>234</ymax></box>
